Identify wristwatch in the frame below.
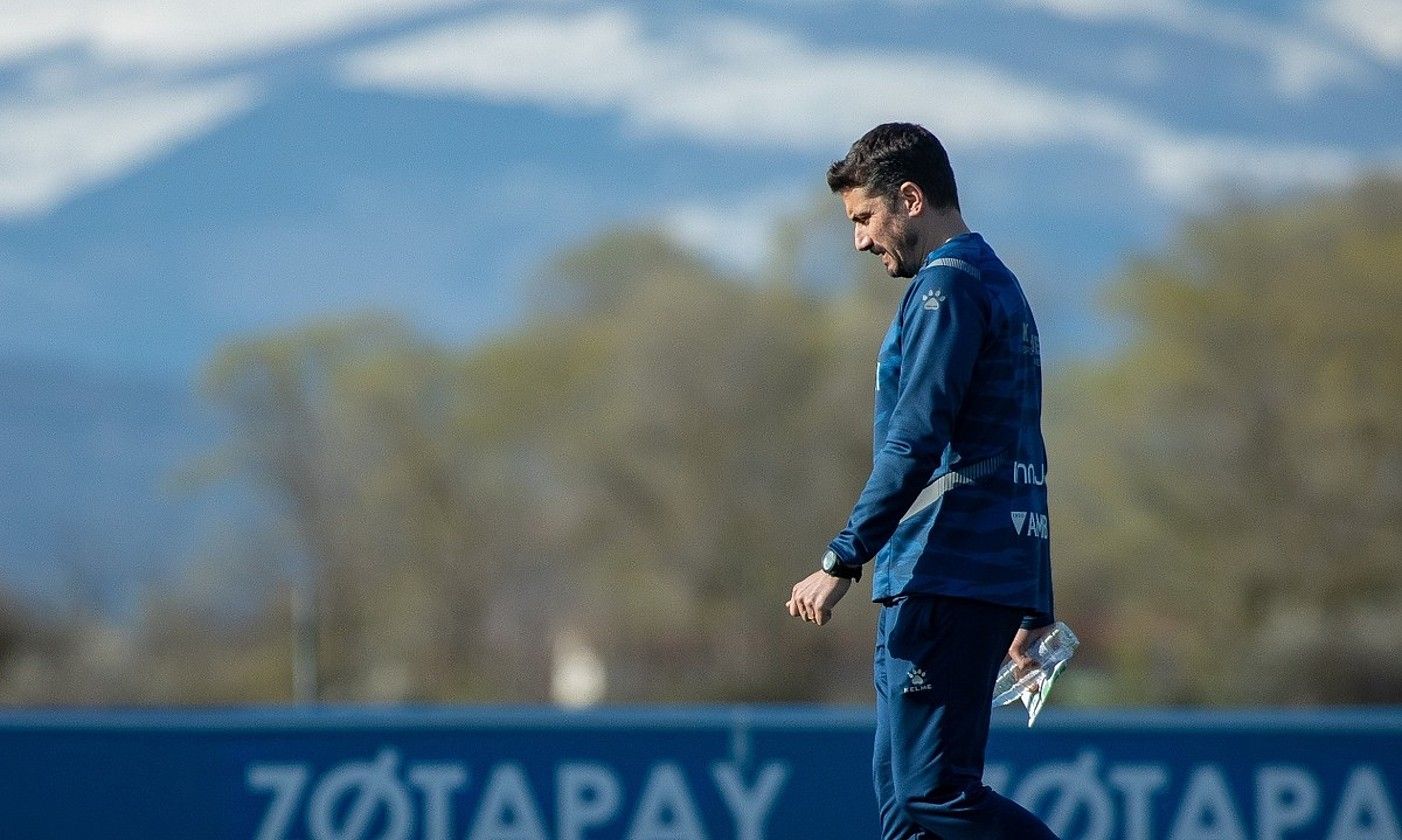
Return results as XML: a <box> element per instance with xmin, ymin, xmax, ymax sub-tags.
<box><xmin>821</xmin><ymin>549</ymin><xmax>862</xmax><ymax>581</ymax></box>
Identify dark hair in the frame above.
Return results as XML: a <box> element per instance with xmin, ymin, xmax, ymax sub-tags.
<box><xmin>826</xmin><ymin>122</ymin><xmax>960</xmax><ymax>211</ymax></box>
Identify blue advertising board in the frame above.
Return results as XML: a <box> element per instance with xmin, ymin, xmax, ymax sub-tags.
<box><xmin>0</xmin><ymin>707</ymin><xmax>1398</xmax><ymax>839</ymax></box>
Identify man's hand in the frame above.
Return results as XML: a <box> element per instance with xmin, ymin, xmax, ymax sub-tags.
<box><xmin>786</xmin><ymin>571</ymin><xmax>851</xmax><ymax>626</ymax></box>
<box><xmin>1007</xmin><ymin>623</ymin><xmax>1054</xmax><ymax>679</ymax></box>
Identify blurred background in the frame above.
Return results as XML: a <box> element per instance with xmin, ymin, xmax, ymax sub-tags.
<box><xmin>1</xmin><ymin>0</ymin><xmax>1399</xmax><ymax>708</ymax></box>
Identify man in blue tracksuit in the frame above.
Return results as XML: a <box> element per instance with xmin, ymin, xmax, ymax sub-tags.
<box><xmin>787</xmin><ymin>123</ymin><xmax>1059</xmax><ymax>839</ymax></box>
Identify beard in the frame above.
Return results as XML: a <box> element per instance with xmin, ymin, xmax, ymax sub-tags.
<box><xmin>887</xmin><ymin>226</ymin><xmax>921</xmax><ymax>278</ymax></box>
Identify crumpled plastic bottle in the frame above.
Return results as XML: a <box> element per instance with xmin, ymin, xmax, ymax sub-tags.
<box><xmin>992</xmin><ymin>621</ymin><xmax>1078</xmax><ymax>727</ymax></box>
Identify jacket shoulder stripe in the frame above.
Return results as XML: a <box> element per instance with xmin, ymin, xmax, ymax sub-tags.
<box><xmin>926</xmin><ymin>257</ymin><xmax>981</xmax><ymax>279</ymax></box>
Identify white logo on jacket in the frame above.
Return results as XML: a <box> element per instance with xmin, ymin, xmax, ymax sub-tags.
<box><xmin>922</xmin><ymin>289</ymin><xmax>946</xmax><ymax>310</ymax></box>
<box><xmin>1011</xmin><ymin>511</ymin><xmax>1049</xmax><ymax>539</ymax></box>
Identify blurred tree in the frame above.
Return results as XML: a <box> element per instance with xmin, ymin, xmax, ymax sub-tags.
<box><xmin>0</xmin><ymin>588</ymin><xmax>29</xmax><ymax>676</ymax></box>
<box><xmin>1048</xmin><ymin>175</ymin><xmax>1402</xmax><ymax>703</ymax></box>
<box><xmin>201</xmin><ymin>315</ymin><xmax>541</xmax><ymax>700</ymax></box>
<box><xmin>179</xmin><ymin>223</ymin><xmax>905</xmax><ymax>704</ymax></box>
<box><xmin>488</xmin><ymin>229</ymin><xmax>896</xmax><ymax>701</ymax></box>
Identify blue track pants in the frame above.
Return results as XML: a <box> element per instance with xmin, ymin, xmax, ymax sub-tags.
<box><xmin>873</xmin><ymin>595</ymin><xmax>1059</xmax><ymax>839</ymax></box>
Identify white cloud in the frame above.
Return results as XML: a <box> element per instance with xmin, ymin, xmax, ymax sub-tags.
<box><xmin>0</xmin><ymin>0</ymin><xmax>504</xmax><ymax>218</ymax></box>
<box><xmin>1314</xmin><ymin>0</ymin><xmax>1402</xmax><ymax>64</ymax></box>
<box><xmin>343</xmin><ymin>8</ymin><xmax>663</xmax><ymax>109</ymax></box>
<box><xmin>345</xmin><ymin>9</ymin><xmax>1388</xmax><ymax>203</ymax></box>
<box><xmin>346</xmin><ymin>10</ymin><xmax>1115</xmax><ymax>149</ymax></box>
<box><xmin>0</xmin><ymin>79</ymin><xmax>258</xmax><ymax>217</ymax></box>
<box><xmin>660</xmin><ymin>193</ymin><xmax>799</xmax><ymax>274</ymax></box>
<box><xmin>0</xmin><ymin>0</ymin><xmax>474</xmax><ymax>68</ymax></box>
<box><xmin>1128</xmin><ymin>133</ymin><xmax>1362</xmax><ymax>201</ymax></box>
<box><xmin>1008</xmin><ymin>0</ymin><xmax>1371</xmax><ymax>97</ymax></box>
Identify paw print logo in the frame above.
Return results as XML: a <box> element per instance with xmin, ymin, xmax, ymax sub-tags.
<box><xmin>904</xmin><ymin>667</ymin><xmax>933</xmax><ymax>694</ymax></box>
<box><xmin>921</xmin><ymin>289</ymin><xmax>946</xmax><ymax>310</ymax></box>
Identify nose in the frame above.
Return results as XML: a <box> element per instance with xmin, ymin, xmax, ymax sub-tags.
<box><xmin>854</xmin><ymin>225</ymin><xmax>871</xmax><ymax>252</ymax></box>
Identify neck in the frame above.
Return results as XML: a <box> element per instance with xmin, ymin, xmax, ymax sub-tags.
<box><xmin>915</xmin><ymin>212</ymin><xmax>971</xmax><ymax>261</ymax></box>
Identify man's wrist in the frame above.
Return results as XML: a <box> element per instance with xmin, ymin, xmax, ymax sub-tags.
<box><xmin>821</xmin><ymin>549</ymin><xmax>862</xmax><ymax>581</ymax></box>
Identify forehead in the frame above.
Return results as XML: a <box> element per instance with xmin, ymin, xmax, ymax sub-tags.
<box><xmin>840</xmin><ymin>186</ymin><xmax>885</xmax><ymax>218</ymax></box>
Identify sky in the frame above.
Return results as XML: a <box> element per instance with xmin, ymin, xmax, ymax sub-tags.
<box><xmin>0</xmin><ymin>1</ymin><xmax>1390</xmax><ymax>206</ymax></box>
<box><xmin>1</xmin><ymin>0</ymin><xmax>1397</xmax><ymax>236</ymax></box>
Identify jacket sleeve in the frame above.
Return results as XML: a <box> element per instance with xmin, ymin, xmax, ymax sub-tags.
<box><xmin>827</xmin><ymin>266</ymin><xmax>987</xmax><ymax>566</ymax></box>
<box><xmin>1021</xmin><ymin>610</ymin><xmax>1054</xmax><ymax>630</ymax></box>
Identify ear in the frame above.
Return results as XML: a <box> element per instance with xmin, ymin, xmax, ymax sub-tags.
<box><xmin>898</xmin><ymin>181</ymin><xmax>925</xmax><ymax>217</ymax></box>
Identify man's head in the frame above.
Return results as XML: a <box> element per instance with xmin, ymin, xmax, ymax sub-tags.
<box><xmin>827</xmin><ymin>123</ymin><xmax>962</xmax><ymax>278</ymax></box>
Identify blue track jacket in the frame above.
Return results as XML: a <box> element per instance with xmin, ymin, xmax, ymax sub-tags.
<box><xmin>828</xmin><ymin>232</ymin><xmax>1054</xmax><ymax>627</ymax></box>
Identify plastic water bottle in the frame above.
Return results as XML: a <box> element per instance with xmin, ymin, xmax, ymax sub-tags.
<box><xmin>992</xmin><ymin>621</ymin><xmax>1079</xmax><ymax>708</ymax></box>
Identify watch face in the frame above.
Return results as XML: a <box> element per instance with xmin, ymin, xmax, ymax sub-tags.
<box><xmin>823</xmin><ymin>551</ymin><xmax>856</xmax><ymax>579</ymax></box>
